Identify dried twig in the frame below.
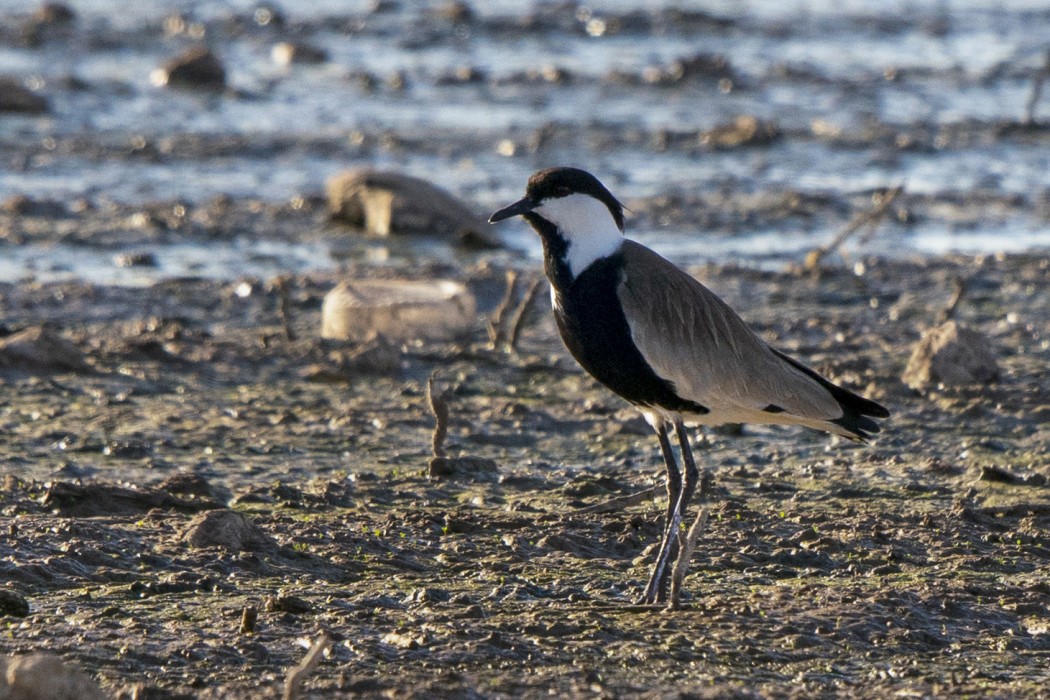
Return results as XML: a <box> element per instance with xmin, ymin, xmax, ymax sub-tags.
<box><xmin>667</xmin><ymin>506</ymin><xmax>709</xmax><ymax>611</ymax></box>
<box><xmin>273</xmin><ymin>275</ymin><xmax>296</xmax><ymax>342</ymax></box>
<box><xmin>804</xmin><ymin>186</ymin><xmax>903</xmax><ymax>271</ymax></box>
<box><xmin>575</xmin><ymin>486</ymin><xmax>659</xmax><ymax>514</ymax></box>
<box><xmin>1023</xmin><ymin>50</ymin><xmax>1050</xmax><ymax>125</ymax></box>
<box><xmin>505</xmin><ymin>276</ymin><xmax>543</xmax><ymax>353</ymax></box>
<box><xmin>938</xmin><ymin>276</ymin><xmax>969</xmax><ymax>323</ymax></box>
<box><xmin>426</xmin><ymin>372</ymin><xmax>450</xmax><ymax>458</ymax></box>
<box><xmin>487</xmin><ymin>269</ymin><xmax>519</xmax><ymax>349</ymax></box>
<box><xmin>282</xmin><ymin>632</ymin><xmax>332</xmax><ymax>700</ymax></box>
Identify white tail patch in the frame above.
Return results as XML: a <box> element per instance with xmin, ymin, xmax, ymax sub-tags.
<box><xmin>534</xmin><ymin>193</ymin><xmax>623</xmax><ymax>278</ymax></box>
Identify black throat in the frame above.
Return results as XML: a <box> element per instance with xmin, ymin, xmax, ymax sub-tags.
<box><xmin>522</xmin><ymin>221</ymin><xmax>708</xmax><ymax>416</ymax></box>
<box><xmin>523</xmin><ymin>212</ymin><xmax>574</xmax><ymax>293</ymax></box>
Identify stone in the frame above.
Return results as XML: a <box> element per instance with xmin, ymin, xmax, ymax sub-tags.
<box><xmin>0</xmin><ymin>654</ymin><xmax>106</xmax><ymax>700</ymax></box>
<box><xmin>325</xmin><ymin>169</ymin><xmax>499</xmax><ymax>248</ymax></box>
<box><xmin>0</xmin><ymin>590</ymin><xmax>29</xmax><ymax>618</ymax></box>
<box><xmin>271</xmin><ymin>41</ymin><xmax>328</xmax><ymax>66</ymax></box>
<box><xmin>902</xmin><ymin>320</ymin><xmax>999</xmax><ymax>390</ymax></box>
<box><xmin>0</xmin><ymin>78</ymin><xmax>49</xmax><ymax>114</ymax></box>
<box><xmin>321</xmin><ymin>279</ymin><xmax>476</xmax><ymax>343</ymax></box>
<box><xmin>700</xmin><ymin>115</ymin><xmax>779</xmax><ymax>148</ymax></box>
<box><xmin>180</xmin><ymin>510</ymin><xmax>276</xmax><ymax>551</ymax></box>
<box><xmin>151</xmin><ymin>46</ymin><xmax>226</xmax><ymax>90</ymax></box>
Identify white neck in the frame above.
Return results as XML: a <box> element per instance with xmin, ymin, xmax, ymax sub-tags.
<box><xmin>535</xmin><ymin>193</ymin><xmax>623</xmax><ymax>278</ymax></box>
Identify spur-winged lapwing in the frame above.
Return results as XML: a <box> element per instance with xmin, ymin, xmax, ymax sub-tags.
<box><xmin>489</xmin><ymin>167</ymin><xmax>889</xmax><ymax>605</ymax></box>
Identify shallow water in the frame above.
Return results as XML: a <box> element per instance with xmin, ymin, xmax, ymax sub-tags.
<box><xmin>1</xmin><ymin>0</ymin><xmax>1048</xmax><ymax>283</ymax></box>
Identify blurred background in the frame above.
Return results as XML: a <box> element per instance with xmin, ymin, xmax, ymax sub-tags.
<box><xmin>1</xmin><ymin>0</ymin><xmax>1048</xmax><ymax>285</ymax></box>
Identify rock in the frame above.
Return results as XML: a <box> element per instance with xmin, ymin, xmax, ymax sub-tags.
<box><xmin>700</xmin><ymin>115</ymin><xmax>779</xmax><ymax>149</ymax></box>
<box><xmin>321</xmin><ymin>279</ymin><xmax>476</xmax><ymax>343</ymax></box>
<box><xmin>0</xmin><ymin>590</ymin><xmax>30</xmax><ymax>618</ymax></box>
<box><xmin>0</xmin><ymin>77</ymin><xmax>49</xmax><ymax>114</ymax></box>
<box><xmin>0</xmin><ymin>654</ymin><xmax>106</xmax><ymax>700</ymax></box>
<box><xmin>271</xmin><ymin>41</ymin><xmax>328</xmax><ymax>66</ymax></box>
<box><xmin>151</xmin><ymin>47</ymin><xmax>226</xmax><ymax>90</ymax></box>
<box><xmin>180</xmin><ymin>509</ymin><xmax>277</xmax><ymax>551</ymax></box>
<box><xmin>427</xmin><ymin>455</ymin><xmax>498</xmax><ymax>480</ymax></box>
<box><xmin>902</xmin><ymin>320</ymin><xmax>999</xmax><ymax>390</ymax></box>
<box><xmin>114</xmin><ymin>251</ymin><xmax>158</xmax><ymax>268</ymax></box>
<box><xmin>325</xmin><ymin>169</ymin><xmax>499</xmax><ymax>248</ymax></box>
<box><xmin>0</xmin><ymin>327</ymin><xmax>91</xmax><ymax>374</ymax></box>
<box><xmin>31</xmin><ymin>3</ymin><xmax>76</xmax><ymax>25</ymax></box>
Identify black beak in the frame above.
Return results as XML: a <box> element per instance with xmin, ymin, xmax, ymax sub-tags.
<box><xmin>488</xmin><ymin>197</ymin><xmax>537</xmax><ymax>224</ymax></box>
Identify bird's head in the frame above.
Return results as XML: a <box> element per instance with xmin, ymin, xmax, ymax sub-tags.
<box><xmin>489</xmin><ymin>167</ymin><xmax>626</xmax><ymax>277</ymax></box>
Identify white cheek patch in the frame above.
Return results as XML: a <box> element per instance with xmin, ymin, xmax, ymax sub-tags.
<box><xmin>535</xmin><ymin>194</ymin><xmax>623</xmax><ymax>277</ymax></box>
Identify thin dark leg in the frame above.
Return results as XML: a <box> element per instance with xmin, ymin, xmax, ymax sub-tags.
<box><xmin>674</xmin><ymin>420</ymin><xmax>700</xmax><ymax>517</ymax></box>
<box><xmin>639</xmin><ymin>422</ymin><xmax>681</xmax><ymax>604</ymax></box>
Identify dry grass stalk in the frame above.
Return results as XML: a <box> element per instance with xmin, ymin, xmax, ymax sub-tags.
<box><xmin>938</xmin><ymin>276</ymin><xmax>969</xmax><ymax>323</ymax></box>
<box><xmin>804</xmin><ymin>186</ymin><xmax>903</xmax><ymax>271</ymax></box>
<box><xmin>282</xmin><ymin>632</ymin><xmax>332</xmax><ymax>700</ymax></box>
<box><xmin>668</xmin><ymin>506</ymin><xmax>709</xmax><ymax>611</ymax></box>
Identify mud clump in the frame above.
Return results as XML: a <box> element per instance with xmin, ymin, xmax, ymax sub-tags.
<box><xmin>902</xmin><ymin>320</ymin><xmax>1000</xmax><ymax>390</ymax></box>
<box><xmin>0</xmin><ymin>327</ymin><xmax>90</xmax><ymax>374</ymax></box>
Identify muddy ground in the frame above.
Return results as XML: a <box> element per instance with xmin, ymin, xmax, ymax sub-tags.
<box><xmin>2</xmin><ymin>2</ymin><xmax>1050</xmax><ymax>697</ymax></box>
<box><xmin>1</xmin><ymin>197</ymin><xmax>1048</xmax><ymax>698</ymax></box>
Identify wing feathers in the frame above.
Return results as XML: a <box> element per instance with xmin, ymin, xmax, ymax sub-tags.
<box><xmin>616</xmin><ymin>241</ymin><xmax>886</xmax><ymax>438</ymax></box>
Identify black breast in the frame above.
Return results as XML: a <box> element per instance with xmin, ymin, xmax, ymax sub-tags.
<box><xmin>554</xmin><ymin>252</ymin><xmax>709</xmax><ymax>415</ymax></box>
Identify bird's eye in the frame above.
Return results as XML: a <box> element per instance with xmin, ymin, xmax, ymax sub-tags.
<box><xmin>553</xmin><ymin>186</ymin><xmax>572</xmax><ymax>197</ymax></box>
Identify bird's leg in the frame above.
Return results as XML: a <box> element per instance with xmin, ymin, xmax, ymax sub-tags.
<box><xmin>638</xmin><ymin>422</ymin><xmax>682</xmax><ymax>604</ymax></box>
<box><xmin>667</xmin><ymin>421</ymin><xmax>704</xmax><ymax>608</ymax></box>
<box><xmin>674</xmin><ymin>420</ymin><xmax>700</xmax><ymax>519</ymax></box>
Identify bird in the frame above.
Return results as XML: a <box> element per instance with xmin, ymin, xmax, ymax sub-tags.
<box><xmin>488</xmin><ymin>166</ymin><xmax>889</xmax><ymax>606</ymax></box>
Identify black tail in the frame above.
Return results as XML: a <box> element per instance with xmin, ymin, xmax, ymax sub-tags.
<box><xmin>771</xmin><ymin>348</ymin><xmax>890</xmax><ymax>441</ymax></box>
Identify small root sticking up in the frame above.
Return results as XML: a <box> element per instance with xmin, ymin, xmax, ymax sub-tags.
<box><xmin>505</xmin><ymin>276</ymin><xmax>542</xmax><ymax>353</ymax></box>
<box><xmin>238</xmin><ymin>606</ymin><xmax>258</xmax><ymax>635</ymax></box>
<box><xmin>426</xmin><ymin>372</ymin><xmax>450</xmax><ymax>459</ymax></box>
<box><xmin>273</xmin><ymin>275</ymin><xmax>296</xmax><ymax>342</ymax></box>
<box><xmin>938</xmin><ymin>276</ymin><xmax>969</xmax><ymax>323</ymax></box>
<box><xmin>667</xmin><ymin>506</ymin><xmax>709</xmax><ymax>611</ymax></box>
<box><xmin>282</xmin><ymin>632</ymin><xmax>332</xmax><ymax>700</ymax></box>
<box><xmin>487</xmin><ymin>269</ymin><xmax>519</xmax><ymax>349</ymax></box>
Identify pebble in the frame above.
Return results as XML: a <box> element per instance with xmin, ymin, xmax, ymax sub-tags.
<box><xmin>151</xmin><ymin>46</ymin><xmax>226</xmax><ymax>90</ymax></box>
<box><xmin>0</xmin><ymin>77</ymin><xmax>48</xmax><ymax>114</ymax></box>
<box><xmin>271</xmin><ymin>41</ymin><xmax>328</xmax><ymax>66</ymax></box>
<box><xmin>0</xmin><ymin>590</ymin><xmax>30</xmax><ymax>617</ymax></box>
